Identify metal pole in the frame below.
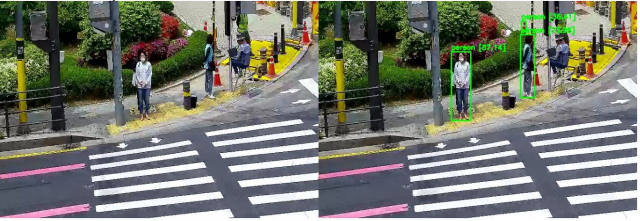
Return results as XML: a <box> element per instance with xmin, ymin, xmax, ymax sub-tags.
<box><xmin>531</xmin><ymin>1</ymin><xmax>534</xmax><ymax>29</ymax></box>
<box><xmin>334</xmin><ymin>2</ymin><xmax>348</xmax><ymax>135</ymax></box>
<box><xmin>16</xmin><ymin>2</ymin><xmax>30</xmax><ymax>135</ymax></box>
<box><xmin>547</xmin><ymin>34</ymin><xmax>552</xmax><ymax>92</ymax></box>
<box><xmin>610</xmin><ymin>1</ymin><xmax>617</xmax><ymax>36</ymax></box>
<box><xmin>228</xmin><ymin>9</ymin><xmax>234</xmax><ymax>92</ymax></box>
<box><xmin>430</xmin><ymin>1</ymin><xmax>444</xmax><ymax>126</ymax></box>
<box><xmin>365</xmin><ymin>2</ymin><xmax>384</xmax><ymax>131</ymax></box>
<box><xmin>292</xmin><ymin>1</ymin><xmax>298</xmax><ymax>36</ymax></box>
<box><xmin>273</xmin><ymin>32</ymin><xmax>279</xmax><ymax>63</ymax></box>
<box><xmin>297</xmin><ymin>1</ymin><xmax>304</xmax><ymax>34</ymax></box>
<box><xmin>110</xmin><ymin>1</ymin><xmax>125</xmax><ymax>127</ymax></box>
<box><xmin>48</xmin><ymin>2</ymin><xmax>66</xmax><ymax>131</ymax></box>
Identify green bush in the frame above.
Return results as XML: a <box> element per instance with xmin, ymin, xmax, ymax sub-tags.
<box><xmin>24</xmin><ymin>43</ymin><xmax>48</xmax><ymax>81</ymax></box>
<box><xmin>79</xmin><ymin>1</ymin><xmax>162</xmax><ymax>61</ymax></box>
<box><xmin>339</xmin><ymin>31</ymin><xmax>522</xmax><ymax>106</ymax></box>
<box><xmin>153</xmin><ymin>1</ymin><xmax>174</xmax><ymax>14</ymax></box>
<box><xmin>29</xmin><ymin>31</ymin><xmax>208</xmax><ymax>101</ymax></box>
<box><xmin>470</xmin><ymin>1</ymin><xmax>493</xmax><ymax>14</ymax></box>
<box><xmin>397</xmin><ymin>1</ymin><xmax>479</xmax><ymax>62</ymax></box>
<box><xmin>0</xmin><ymin>58</ymin><xmax>17</xmax><ymax>95</ymax></box>
<box><xmin>59</xmin><ymin>1</ymin><xmax>88</xmax><ymax>42</ymax></box>
<box><xmin>376</xmin><ymin>1</ymin><xmax>407</xmax><ymax>39</ymax></box>
<box><xmin>0</xmin><ymin>38</ymin><xmax>16</xmax><ymax>58</ymax></box>
<box><xmin>318</xmin><ymin>41</ymin><xmax>367</xmax><ymax>99</ymax></box>
<box><xmin>318</xmin><ymin>38</ymin><xmax>334</xmax><ymax>59</ymax></box>
<box><xmin>397</xmin><ymin>19</ymin><xmax>431</xmax><ymax>62</ymax></box>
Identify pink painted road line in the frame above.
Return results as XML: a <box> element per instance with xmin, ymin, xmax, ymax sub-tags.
<box><xmin>0</xmin><ymin>204</ymin><xmax>91</xmax><ymax>218</ymax></box>
<box><xmin>321</xmin><ymin>204</ymin><xmax>409</xmax><ymax>218</ymax></box>
<box><xmin>0</xmin><ymin>163</ymin><xmax>85</xmax><ymax>180</ymax></box>
<box><xmin>319</xmin><ymin>163</ymin><xmax>404</xmax><ymax>180</ymax></box>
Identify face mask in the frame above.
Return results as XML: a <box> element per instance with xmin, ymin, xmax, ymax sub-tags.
<box><xmin>141</xmin><ymin>58</ymin><xmax>146</xmax><ymax>62</ymax></box>
<box><xmin>459</xmin><ymin>58</ymin><xmax>464</xmax><ymax>62</ymax></box>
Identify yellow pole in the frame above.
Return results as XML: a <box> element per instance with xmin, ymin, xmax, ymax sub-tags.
<box><xmin>335</xmin><ymin>38</ymin><xmax>346</xmax><ymax>124</ymax></box>
<box><xmin>611</xmin><ymin>1</ymin><xmax>616</xmax><ymax>30</ymax></box>
<box><xmin>632</xmin><ymin>1</ymin><xmax>637</xmax><ymax>35</ymax></box>
<box><xmin>16</xmin><ymin>38</ymin><xmax>28</xmax><ymax>126</ymax></box>
<box><xmin>292</xmin><ymin>1</ymin><xmax>298</xmax><ymax>30</ymax></box>
<box><xmin>312</xmin><ymin>1</ymin><xmax>319</xmax><ymax>35</ymax></box>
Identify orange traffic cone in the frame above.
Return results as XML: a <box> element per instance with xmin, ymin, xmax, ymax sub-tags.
<box><xmin>302</xmin><ymin>21</ymin><xmax>311</xmax><ymax>45</ymax></box>
<box><xmin>586</xmin><ymin>57</ymin><xmax>595</xmax><ymax>78</ymax></box>
<box><xmin>204</xmin><ymin>21</ymin><xmax>208</xmax><ymax>32</ymax></box>
<box><xmin>268</xmin><ymin>56</ymin><xmax>276</xmax><ymax>78</ymax></box>
<box><xmin>213</xmin><ymin>63</ymin><xmax>222</xmax><ymax>87</ymax></box>
<box><xmin>535</xmin><ymin>73</ymin><xmax>542</xmax><ymax>87</ymax></box>
<box><xmin>621</xmin><ymin>21</ymin><xmax>630</xmax><ymax>45</ymax></box>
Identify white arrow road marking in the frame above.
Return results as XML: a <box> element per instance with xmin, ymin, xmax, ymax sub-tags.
<box><xmin>292</xmin><ymin>99</ymin><xmax>312</xmax><ymax>105</ymax></box>
<box><xmin>280</xmin><ymin>89</ymin><xmax>300</xmax><ymax>94</ymax></box>
<box><xmin>599</xmin><ymin>89</ymin><xmax>619</xmax><ymax>94</ymax></box>
<box><xmin>617</xmin><ymin>78</ymin><xmax>637</xmax><ymax>98</ymax></box>
<box><xmin>117</xmin><ymin>143</ymin><xmax>128</xmax><ymax>149</ymax></box>
<box><xmin>469</xmin><ymin>138</ymin><xmax>481</xmax><ymax>143</ymax></box>
<box><xmin>299</xmin><ymin>78</ymin><xmax>319</xmax><ymax>98</ymax></box>
<box><xmin>150</xmin><ymin>138</ymin><xmax>162</xmax><ymax>144</ymax></box>
<box><xmin>435</xmin><ymin>143</ymin><xmax>447</xmax><ymax>149</ymax></box>
<box><xmin>312</xmin><ymin>124</ymin><xmax>319</xmax><ymax>127</ymax></box>
<box><xmin>611</xmin><ymin>99</ymin><xmax>630</xmax><ymax>104</ymax></box>
<box><xmin>632</xmin><ymin>124</ymin><xmax>637</xmax><ymax>127</ymax></box>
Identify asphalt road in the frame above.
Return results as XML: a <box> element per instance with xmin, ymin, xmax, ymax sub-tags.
<box><xmin>318</xmin><ymin>108</ymin><xmax>636</xmax><ymax>218</ymax></box>
<box><xmin>0</xmin><ymin>109</ymin><xmax>319</xmax><ymax>218</ymax></box>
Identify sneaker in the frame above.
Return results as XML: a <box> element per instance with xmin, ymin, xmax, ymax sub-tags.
<box><xmin>208</xmin><ymin>94</ymin><xmax>215</xmax><ymax>99</ymax></box>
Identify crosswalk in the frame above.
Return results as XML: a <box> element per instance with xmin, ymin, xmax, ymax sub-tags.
<box><xmin>207</xmin><ymin>118</ymin><xmax>319</xmax><ymax>218</ymax></box>
<box><xmin>523</xmin><ymin>118</ymin><xmax>637</xmax><ymax>218</ymax></box>
<box><xmin>87</xmin><ymin>140</ymin><xmax>232</xmax><ymax>218</ymax></box>
<box><xmin>407</xmin><ymin>140</ymin><xmax>550</xmax><ymax>218</ymax></box>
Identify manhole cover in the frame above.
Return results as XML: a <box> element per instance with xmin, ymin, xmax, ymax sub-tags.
<box><xmin>576</xmin><ymin>9</ymin><xmax>589</xmax><ymax>16</ymax></box>
<box><xmin>257</xmin><ymin>9</ymin><xmax>270</xmax><ymax>16</ymax></box>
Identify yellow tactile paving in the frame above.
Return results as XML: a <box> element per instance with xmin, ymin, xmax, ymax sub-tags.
<box><xmin>319</xmin><ymin>146</ymin><xmax>406</xmax><ymax>160</ymax></box>
<box><xmin>427</xmin><ymin>87</ymin><xmax>566</xmax><ymax>135</ymax></box>
<box><xmin>107</xmin><ymin>88</ymin><xmax>247</xmax><ymax>135</ymax></box>
<box><xmin>538</xmin><ymin>40</ymin><xmax>620</xmax><ymax>80</ymax></box>
<box><xmin>0</xmin><ymin>146</ymin><xmax>87</xmax><ymax>161</ymax></box>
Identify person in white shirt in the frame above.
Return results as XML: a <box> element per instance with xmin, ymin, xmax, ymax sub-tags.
<box><xmin>132</xmin><ymin>52</ymin><xmax>153</xmax><ymax>121</ymax></box>
<box><xmin>453</xmin><ymin>53</ymin><xmax>471</xmax><ymax>120</ymax></box>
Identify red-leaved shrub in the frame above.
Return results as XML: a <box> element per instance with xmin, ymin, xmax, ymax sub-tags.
<box><xmin>161</xmin><ymin>14</ymin><xmax>180</xmax><ymax>39</ymax></box>
<box><xmin>479</xmin><ymin>13</ymin><xmax>498</xmax><ymax>39</ymax></box>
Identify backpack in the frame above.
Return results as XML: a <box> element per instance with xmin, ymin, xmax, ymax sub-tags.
<box><xmin>204</xmin><ymin>45</ymin><xmax>215</xmax><ymax>71</ymax></box>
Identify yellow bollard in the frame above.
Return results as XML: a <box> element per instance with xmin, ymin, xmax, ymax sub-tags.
<box><xmin>611</xmin><ymin>1</ymin><xmax>616</xmax><ymax>30</ymax></box>
<box><xmin>335</xmin><ymin>37</ymin><xmax>348</xmax><ymax>134</ymax></box>
<box><xmin>292</xmin><ymin>1</ymin><xmax>298</xmax><ymax>30</ymax></box>
<box><xmin>312</xmin><ymin>1</ymin><xmax>319</xmax><ymax>35</ymax></box>
<box><xmin>631</xmin><ymin>1</ymin><xmax>637</xmax><ymax>35</ymax></box>
<box><xmin>16</xmin><ymin>37</ymin><xmax>27</xmax><ymax>127</ymax></box>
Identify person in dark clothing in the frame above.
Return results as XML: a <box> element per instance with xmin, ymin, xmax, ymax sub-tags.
<box><xmin>522</xmin><ymin>36</ymin><xmax>534</xmax><ymax>96</ymax></box>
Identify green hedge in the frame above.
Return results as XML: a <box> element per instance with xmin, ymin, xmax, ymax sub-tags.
<box><xmin>340</xmin><ymin>31</ymin><xmax>521</xmax><ymax>106</ymax></box>
<box><xmin>26</xmin><ymin>31</ymin><xmax>208</xmax><ymax>103</ymax></box>
<box><xmin>470</xmin><ymin>1</ymin><xmax>493</xmax><ymax>14</ymax></box>
<box><xmin>0</xmin><ymin>38</ymin><xmax>16</xmax><ymax>58</ymax></box>
<box><xmin>153</xmin><ymin>1</ymin><xmax>174</xmax><ymax>14</ymax></box>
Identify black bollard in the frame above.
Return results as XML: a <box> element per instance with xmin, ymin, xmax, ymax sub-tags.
<box><xmin>502</xmin><ymin>81</ymin><xmax>509</xmax><ymax>110</ymax></box>
<box><xmin>281</xmin><ymin>24</ymin><xmax>286</xmax><ymax>55</ymax></box>
<box><xmin>183</xmin><ymin>80</ymin><xmax>191</xmax><ymax>110</ymax></box>
<box><xmin>599</xmin><ymin>24</ymin><xmax>605</xmax><ymax>55</ymax></box>
<box><xmin>274</xmin><ymin>32</ymin><xmax>279</xmax><ymax>63</ymax></box>
<box><xmin>592</xmin><ymin>32</ymin><xmax>598</xmax><ymax>63</ymax></box>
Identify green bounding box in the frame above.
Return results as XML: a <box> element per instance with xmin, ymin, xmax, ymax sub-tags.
<box><xmin>519</xmin><ymin>33</ymin><xmax>537</xmax><ymax>99</ymax></box>
<box><xmin>450</xmin><ymin>51</ymin><xmax>473</xmax><ymax>122</ymax></box>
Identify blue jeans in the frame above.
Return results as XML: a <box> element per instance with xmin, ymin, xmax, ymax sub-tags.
<box><xmin>231</xmin><ymin>59</ymin><xmax>248</xmax><ymax>75</ymax></box>
<box><xmin>456</xmin><ymin>88</ymin><xmax>469</xmax><ymax>115</ymax></box>
<box><xmin>523</xmin><ymin>70</ymin><xmax>532</xmax><ymax>95</ymax></box>
<box><xmin>205</xmin><ymin>70</ymin><xmax>213</xmax><ymax>94</ymax></box>
<box><xmin>549</xmin><ymin>59</ymin><xmax>567</xmax><ymax>74</ymax></box>
<box><xmin>137</xmin><ymin>88</ymin><xmax>151</xmax><ymax>114</ymax></box>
